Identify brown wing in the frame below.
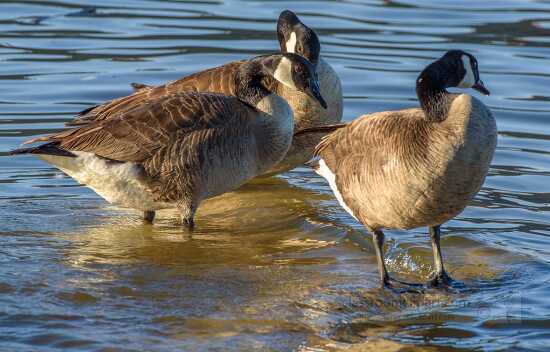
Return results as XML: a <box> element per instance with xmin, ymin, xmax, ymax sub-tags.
<box><xmin>43</xmin><ymin>91</ymin><xmax>252</xmax><ymax>163</ymax></box>
<box><xmin>67</xmin><ymin>60</ymin><xmax>245</xmax><ymax>126</ymax></box>
<box><xmin>314</xmin><ymin>109</ymin><xmax>433</xmax><ymax>220</ymax></box>
<box><xmin>143</xmin><ymin>121</ymin><xmax>255</xmax><ymax>203</ymax></box>
<box><xmin>315</xmin><ymin>109</ymin><xmax>430</xmax><ymax>167</ymax></box>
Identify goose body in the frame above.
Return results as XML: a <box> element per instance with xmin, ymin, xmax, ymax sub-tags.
<box><xmin>40</xmin><ymin>93</ymin><xmax>292</xmax><ymax>212</ymax></box>
<box><xmin>67</xmin><ymin>10</ymin><xmax>342</xmax><ymax>175</ymax></box>
<box><xmin>316</xmin><ymin>94</ymin><xmax>496</xmax><ymax>231</ymax></box>
<box><xmin>12</xmin><ymin>54</ymin><xmax>325</xmax><ymax>228</ymax></box>
<box><xmin>308</xmin><ymin>50</ymin><xmax>496</xmax><ymax>289</ymax></box>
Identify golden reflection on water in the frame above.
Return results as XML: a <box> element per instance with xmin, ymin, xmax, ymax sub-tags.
<box><xmin>46</xmin><ymin>177</ymin><xmax>530</xmax><ymax>350</ymax></box>
<box><xmin>2</xmin><ymin>0</ymin><xmax>550</xmax><ymax>349</ymax></box>
<box><xmin>63</xmin><ymin>178</ymin><xmax>341</xmax><ymax>267</ymax></box>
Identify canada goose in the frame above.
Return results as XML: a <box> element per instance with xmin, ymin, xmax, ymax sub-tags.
<box><xmin>66</xmin><ymin>10</ymin><xmax>342</xmax><ymax>176</ymax></box>
<box><xmin>301</xmin><ymin>50</ymin><xmax>496</xmax><ymax>289</ymax></box>
<box><xmin>11</xmin><ymin>53</ymin><xmax>326</xmax><ymax>229</ymax></box>
<box><xmin>263</xmin><ymin>10</ymin><xmax>343</xmax><ymax>175</ymax></box>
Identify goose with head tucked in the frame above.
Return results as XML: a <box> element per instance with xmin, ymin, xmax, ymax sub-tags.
<box><xmin>299</xmin><ymin>50</ymin><xmax>496</xmax><ymax>290</ymax></box>
<box><xmin>65</xmin><ymin>10</ymin><xmax>341</xmax><ymax>176</ymax></box>
<box><xmin>11</xmin><ymin>53</ymin><xmax>326</xmax><ymax>229</ymax></box>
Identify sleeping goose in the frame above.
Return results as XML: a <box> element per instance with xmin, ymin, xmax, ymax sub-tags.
<box><xmin>65</xmin><ymin>10</ymin><xmax>342</xmax><ymax>176</ymax></box>
<box><xmin>300</xmin><ymin>50</ymin><xmax>496</xmax><ymax>289</ymax></box>
<box><xmin>11</xmin><ymin>53</ymin><xmax>326</xmax><ymax>229</ymax></box>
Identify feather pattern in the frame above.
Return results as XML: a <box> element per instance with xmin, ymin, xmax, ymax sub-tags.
<box><xmin>315</xmin><ymin>94</ymin><xmax>497</xmax><ymax>231</ymax></box>
<box><xmin>66</xmin><ymin>58</ymin><xmax>342</xmax><ymax>175</ymax></box>
<box><xmin>68</xmin><ymin>62</ymin><xmax>243</xmax><ymax>126</ymax></box>
<box><xmin>23</xmin><ymin>91</ymin><xmax>293</xmax><ymax>210</ymax></box>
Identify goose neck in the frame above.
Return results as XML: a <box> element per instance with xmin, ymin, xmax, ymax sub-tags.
<box><xmin>235</xmin><ymin>61</ymin><xmax>271</xmax><ymax>107</ymax></box>
<box><xmin>416</xmin><ymin>66</ymin><xmax>451</xmax><ymax>123</ymax></box>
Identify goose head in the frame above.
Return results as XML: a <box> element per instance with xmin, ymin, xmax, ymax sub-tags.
<box><xmin>430</xmin><ymin>50</ymin><xmax>490</xmax><ymax>96</ymax></box>
<box><xmin>416</xmin><ymin>50</ymin><xmax>489</xmax><ymax>122</ymax></box>
<box><xmin>277</xmin><ymin>10</ymin><xmax>321</xmax><ymax>67</ymax></box>
<box><xmin>258</xmin><ymin>53</ymin><xmax>327</xmax><ymax>109</ymax></box>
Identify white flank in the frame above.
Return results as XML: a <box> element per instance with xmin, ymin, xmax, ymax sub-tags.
<box><xmin>39</xmin><ymin>152</ymin><xmax>168</xmax><ymax>210</ymax></box>
<box><xmin>458</xmin><ymin>55</ymin><xmax>475</xmax><ymax>88</ymax></box>
<box><xmin>285</xmin><ymin>32</ymin><xmax>297</xmax><ymax>53</ymax></box>
<box><xmin>273</xmin><ymin>57</ymin><xmax>297</xmax><ymax>90</ymax></box>
<box><xmin>316</xmin><ymin>159</ymin><xmax>358</xmax><ymax>220</ymax></box>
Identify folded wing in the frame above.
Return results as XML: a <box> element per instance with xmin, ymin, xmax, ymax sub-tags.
<box><xmin>67</xmin><ymin>61</ymin><xmax>244</xmax><ymax>126</ymax></box>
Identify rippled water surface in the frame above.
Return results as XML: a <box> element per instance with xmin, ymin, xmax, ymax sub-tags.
<box><xmin>1</xmin><ymin>0</ymin><xmax>550</xmax><ymax>351</ymax></box>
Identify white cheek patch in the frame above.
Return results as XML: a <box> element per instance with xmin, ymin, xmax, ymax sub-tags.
<box><xmin>285</xmin><ymin>32</ymin><xmax>297</xmax><ymax>53</ymax></box>
<box><xmin>273</xmin><ymin>57</ymin><xmax>297</xmax><ymax>90</ymax></box>
<box><xmin>458</xmin><ymin>55</ymin><xmax>475</xmax><ymax>88</ymax></box>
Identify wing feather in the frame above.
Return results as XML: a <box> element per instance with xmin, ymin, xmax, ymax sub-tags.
<box><xmin>66</xmin><ymin>61</ymin><xmax>244</xmax><ymax>126</ymax></box>
<box><xmin>39</xmin><ymin>92</ymin><xmax>251</xmax><ymax>163</ymax></box>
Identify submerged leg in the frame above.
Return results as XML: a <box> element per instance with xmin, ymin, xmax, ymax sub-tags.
<box><xmin>179</xmin><ymin>200</ymin><xmax>197</xmax><ymax>231</ymax></box>
<box><xmin>372</xmin><ymin>230</ymin><xmax>390</xmax><ymax>287</ymax></box>
<box><xmin>428</xmin><ymin>225</ymin><xmax>454</xmax><ymax>287</ymax></box>
<box><xmin>143</xmin><ymin>210</ymin><xmax>155</xmax><ymax>224</ymax></box>
<box><xmin>182</xmin><ymin>217</ymin><xmax>195</xmax><ymax>231</ymax></box>
<box><xmin>372</xmin><ymin>229</ymin><xmax>424</xmax><ymax>293</ymax></box>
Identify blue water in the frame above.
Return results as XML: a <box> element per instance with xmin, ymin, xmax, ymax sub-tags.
<box><xmin>1</xmin><ymin>1</ymin><xmax>550</xmax><ymax>351</ymax></box>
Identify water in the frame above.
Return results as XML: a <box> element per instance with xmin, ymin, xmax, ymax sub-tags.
<box><xmin>1</xmin><ymin>0</ymin><xmax>549</xmax><ymax>350</ymax></box>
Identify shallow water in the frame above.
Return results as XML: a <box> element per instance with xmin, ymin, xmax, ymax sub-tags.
<box><xmin>1</xmin><ymin>0</ymin><xmax>550</xmax><ymax>351</ymax></box>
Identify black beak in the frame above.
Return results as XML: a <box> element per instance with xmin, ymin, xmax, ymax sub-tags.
<box><xmin>307</xmin><ymin>80</ymin><xmax>327</xmax><ymax>109</ymax></box>
<box><xmin>472</xmin><ymin>79</ymin><xmax>490</xmax><ymax>96</ymax></box>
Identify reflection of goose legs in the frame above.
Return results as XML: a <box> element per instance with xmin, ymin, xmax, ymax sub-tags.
<box><xmin>428</xmin><ymin>225</ymin><xmax>455</xmax><ymax>287</ymax></box>
<box><xmin>182</xmin><ymin>218</ymin><xmax>195</xmax><ymax>231</ymax></box>
<box><xmin>372</xmin><ymin>230</ymin><xmax>424</xmax><ymax>293</ymax></box>
<box><xmin>144</xmin><ymin>210</ymin><xmax>155</xmax><ymax>224</ymax></box>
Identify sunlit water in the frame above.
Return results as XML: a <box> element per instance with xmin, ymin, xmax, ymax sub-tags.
<box><xmin>1</xmin><ymin>0</ymin><xmax>550</xmax><ymax>351</ymax></box>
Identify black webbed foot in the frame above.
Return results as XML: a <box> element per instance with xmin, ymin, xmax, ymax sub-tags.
<box><xmin>382</xmin><ymin>276</ymin><xmax>425</xmax><ymax>294</ymax></box>
<box><xmin>427</xmin><ymin>271</ymin><xmax>464</xmax><ymax>291</ymax></box>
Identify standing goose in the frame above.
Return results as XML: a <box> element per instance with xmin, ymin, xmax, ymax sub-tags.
<box><xmin>263</xmin><ymin>9</ymin><xmax>343</xmax><ymax>175</ymax></box>
<box><xmin>65</xmin><ymin>10</ymin><xmax>342</xmax><ymax>176</ymax></box>
<box><xmin>11</xmin><ymin>53</ymin><xmax>326</xmax><ymax>228</ymax></box>
<box><xmin>301</xmin><ymin>50</ymin><xmax>496</xmax><ymax>289</ymax></box>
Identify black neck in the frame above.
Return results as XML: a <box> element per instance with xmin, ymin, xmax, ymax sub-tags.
<box><xmin>302</xmin><ymin>44</ymin><xmax>320</xmax><ymax>67</ymax></box>
<box><xmin>415</xmin><ymin>62</ymin><xmax>452</xmax><ymax>122</ymax></box>
<box><xmin>235</xmin><ymin>60</ymin><xmax>271</xmax><ymax>107</ymax></box>
<box><xmin>302</xmin><ymin>27</ymin><xmax>320</xmax><ymax>67</ymax></box>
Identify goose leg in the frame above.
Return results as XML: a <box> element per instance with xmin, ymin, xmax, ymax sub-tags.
<box><xmin>179</xmin><ymin>201</ymin><xmax>197</xmax><ymax>231</ymax></box>
<box><xmin>428</xmin><ymin>225</ymin><xmax>454</xmax><ymax>287</ymax></box>
<box><xmin>372</xmin><ymin>230</ymin><xmax>391</xmax><ymax>286</ymax></box>
<box><xmin>182</xmin><ymin>217</ymin><xmax>195</xmax><ymax>231</ymax></box>
<box><xmin>372</xmin><ymin>229</ymin><xmax>424</xmax><ymax>293</ymax></box>
<box><xmin>143</xmin><ymin>210</ymin><xmax>155</xmax><ymax>224</ymax></box>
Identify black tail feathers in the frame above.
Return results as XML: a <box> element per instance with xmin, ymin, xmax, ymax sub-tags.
<box><xmin>9</xmin><ymin>143</ymin><xmax>75</xmax><ymax>157</ymax></box>
<box><xmin>294</xmin><ymin>123</ymin><xmax>347</xmax><ymax>137</ymax></box>
<box><xmin>131</xmin><ymin>82</ymin><xmax>152</xmax><ymax>91</ymax></box>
